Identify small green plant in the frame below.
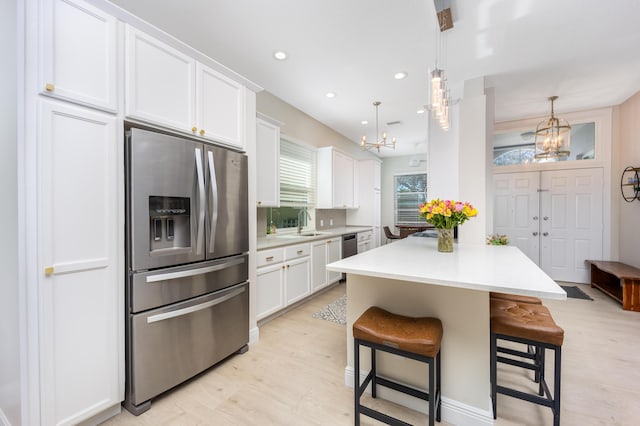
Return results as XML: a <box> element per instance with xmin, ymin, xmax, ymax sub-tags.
<box><xmin>486</xmin><ymin>234</ymin><xmax>508</xmax><ymax>245</ymax></box>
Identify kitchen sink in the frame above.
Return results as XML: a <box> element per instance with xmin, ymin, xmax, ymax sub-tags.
<box><xmin>276</xmin><ymin>232</ymin><xmax>326</xmax><ymax>239</ymax></box>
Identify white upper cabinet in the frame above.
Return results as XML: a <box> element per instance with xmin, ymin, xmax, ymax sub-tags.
<box><xmin>256</xmin><ymin>117</ymin><xmax>280</xmax><ymax>207</ymax></box>
<box><xmin>317</xmin><ymin>147</ymin><xmax>356</xmax><ymax>209</ymax></box>
<box><xmin>196</xmin><ymin>62</ymin><xmax>246</xmax><ymax>148</ymax></box>
<box><xmin>40</xmin><ymin>0</ymin><xmax>117</xmax><ymax>112</ymax></box>
<box><xmin>125</xmin><ymin>26</ymin><xmax>196</xmax><ymax>131</ymax></box>
<box><xmin>125</xmin><ymin>26</ymin><xmax>247</xmax><ymax>149</ymax></box>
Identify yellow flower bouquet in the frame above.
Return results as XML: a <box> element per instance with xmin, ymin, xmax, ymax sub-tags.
<box><xmin>419</xmin><ymin>199</ymin><xmax>478</xmax><ymax>229</ymax></box>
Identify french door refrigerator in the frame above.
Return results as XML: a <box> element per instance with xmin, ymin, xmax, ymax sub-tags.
<box><xmin>124</xmin><ymin>127</ymin><xmax>249</xmax><ymax>415</ymax></box>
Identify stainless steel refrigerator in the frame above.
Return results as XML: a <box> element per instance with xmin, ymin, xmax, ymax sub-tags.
<box><xmin>124</xmin><ymin>127</ymin><xmax>249</xmax><ymax>415</ymax></box>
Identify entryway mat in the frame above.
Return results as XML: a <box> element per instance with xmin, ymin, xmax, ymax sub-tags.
<box><xmin>561</xmin><ymin>285</ymin><xmax>594</xmax><ymax>301</ymax></box>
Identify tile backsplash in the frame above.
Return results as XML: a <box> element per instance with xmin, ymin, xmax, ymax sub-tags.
<box><xmin>315</xmin><ymin>209</ymin><xmax>346</xmax><ymax>230</ymax></box>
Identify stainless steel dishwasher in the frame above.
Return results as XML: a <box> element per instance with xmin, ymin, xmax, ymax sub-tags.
<box><xmin>341</xmin><ymin>233</ymin><xmax>358</xmax><ymax>280</ymax></box>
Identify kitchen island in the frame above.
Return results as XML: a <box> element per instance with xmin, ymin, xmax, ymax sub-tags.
<box><xmin>326</xmin><ymin>236</ymin><xmax>565</xmax><ymax>426</ymax></box>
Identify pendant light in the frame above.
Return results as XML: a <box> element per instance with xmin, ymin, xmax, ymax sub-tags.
<box><xmin>534</xmin><ymin>96</ymin><xmax>571</xmax><ymax>159</ymax></box>
<box><xmin>361</xmin><ymin>101</ymin><xmax>396</xmax><ymax>152</ymax></box>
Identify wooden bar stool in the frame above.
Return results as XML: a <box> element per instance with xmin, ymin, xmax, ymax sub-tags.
<box><xmin>490</xmin><ymin>299</ymin><xmax>564</xmax><ymax>426</ymax></box>
<box><xmin>353</xmin><ymin>306</ymin><xmax>442</xmax><ymax>426</ymax></box>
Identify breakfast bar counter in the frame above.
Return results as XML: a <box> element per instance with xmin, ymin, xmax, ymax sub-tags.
<box><xmin>327</xmin><ymin>236</ymin><xmax>565</xmax><ymax>425</ymax></box>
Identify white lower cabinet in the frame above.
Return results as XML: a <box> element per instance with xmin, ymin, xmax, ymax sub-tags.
<box><xmin>311</xmin><ymin>238</ymin><xmax>342</xmax><ymax>290</ymax></box>
<box><xmin>256</xmin><ymin>243</ymin><xmax>310</xmax><ymax>320</ymax></box>
<box><xmin>38</xmin><ymin>99</ymin><xmax>122</xmax><ymax>425</ymax></box>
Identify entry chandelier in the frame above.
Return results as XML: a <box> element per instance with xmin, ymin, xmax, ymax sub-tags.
<box><xmin>534</xmin><ymin>96</ymin><xmax>571</xmax><ymax>159</ymax></box>
<box><xmin>361</xmin><ymin>101</ymin><xmax>396</xmax><ymax>152</ymax></box>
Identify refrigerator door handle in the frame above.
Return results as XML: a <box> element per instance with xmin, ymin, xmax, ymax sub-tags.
<box><xmin>207</xmin><ymin>150</ymin><xmax>219</xmax><ymax>252</ymax></box>
<box><xmin>146</xmin><ymin>285</ymin><xmax>246</xmax><ymax>323</ymax></box>
<box><xmin>145</xmin><ymin>257</ymin><xmax>246</xmax><ymax>283</ymax></box>
<box><xmin>195</xmin><ymin>147</ymin><xmax>205</xmax><ymax>255</ymax></box>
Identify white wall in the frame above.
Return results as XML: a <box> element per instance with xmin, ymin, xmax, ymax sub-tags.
<box><xmin>256</xmin><ymin>91</ymin><xmax>377</xmax><ymax>160</ymax></box>
<box><xmin>617</xmin><ymin>91</ymin><xmax>640</xmax><ymax>268</ymax></box>
<box><xmin>0</xmin><ymin>0</ymin><xmax>21</xmax><ymax>424</ymax></box>
<box><xmin>380</xmin><ymin>154</ymin><xmax>428</xmax><ymax>238</ymax></box>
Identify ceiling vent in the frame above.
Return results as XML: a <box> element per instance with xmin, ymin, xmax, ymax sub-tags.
<box><xmin>386</xmin><ymin>120</ymin><xmax>402</xmax><ymax>126</ymax></box>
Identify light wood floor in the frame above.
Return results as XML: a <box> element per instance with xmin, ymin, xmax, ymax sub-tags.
<box><xmin>102</xmin><ymin>282</ymin><xmax>640</xmax><ymax>425</ymax></box>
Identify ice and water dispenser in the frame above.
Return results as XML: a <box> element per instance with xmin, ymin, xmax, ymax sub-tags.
<box><xmin>148</xmin><ymin>196</ymin><xmax>191</xmax><ymax>253</ymax></box>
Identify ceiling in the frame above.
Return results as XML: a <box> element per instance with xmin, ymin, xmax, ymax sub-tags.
<box><xmin>110</xmin><ymin>0</ymin><xmax>640</xmax><ymax>157</ymax></box>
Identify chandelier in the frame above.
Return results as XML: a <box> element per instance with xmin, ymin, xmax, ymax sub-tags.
<box><xmin>534</xmin><ymin>96</ymin><xmax>571</xmax><ymax>159</ymax></box>
<box><xmin>361</xmin><ymin>101</ymin><xmax>396</xmax><ymax>152</ymax></box>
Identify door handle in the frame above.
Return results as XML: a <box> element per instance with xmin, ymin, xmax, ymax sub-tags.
<box><xmin>195</xmin><ymin>148</ymin><xmax>205</xmax><ymax>255</ymax></box>
<box><xmin>208</xmin><ymin>150</ymin><xmax>219</xmax><ymax>253</ymax></box>
<box><xmin>145</xmin><ymin>256</ymin><xmax>245</xmax><ymax>283</ymax></box>
<box><xmin>533</xmin><ymin>232</ymin><xmax>539</xmax><ymax>236</ymax></box>
<box><xmin>543</xmin><ymin>232</ymin><xmax>549</xmax><ymax>236</ymax></box>
<box><xmin>146</xmin><ymin>285</ymin><xmax>246</xmax><ymax>323</ymax></box>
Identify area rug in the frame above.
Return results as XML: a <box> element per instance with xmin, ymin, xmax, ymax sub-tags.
<box><xmin>312</xmin><ymin>295</ymin><xmax>347</xmax><ymax>325</ymax></box>
<box><xmin>561</xmin><ymin>285</ymin><xmax>594</xmax><ymax>301</ymax></box>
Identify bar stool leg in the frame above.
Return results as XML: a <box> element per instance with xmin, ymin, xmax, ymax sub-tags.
<box><xmin>428</xmin><ymin>357</ymin><xmax>435</xmax><ymax>426</ymax></box>
<box><xmin>553</xmin><ymin>347</ymin><xmax>562</xmax><ymax>426</ymax></box>
<box><xmin>539</xmin><ymin>346</ymin><xmax>546</xmax><ymax>396</ymax></box>
<box><xmin>371</xmin><ymin>347</ymin><xmax>377</xmax><ymax>398</ymax></box>
<box><xmin>490</xmin><ymin>332</ymin><xmax>497</xmax><ymax>419</ymax></box>
<box><xmin>436</xmin><ymin>350</ymin><xmax>442</xmax><ymax>422</ymax></box>
<box><xmin>354</xmin><ymin>339</ymin><xmax>360</xmax><ymax>426</ymax></box>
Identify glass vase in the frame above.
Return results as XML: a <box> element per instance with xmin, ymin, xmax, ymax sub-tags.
<box><xmin>437</xmin><ymin>228</ymin><xmax>454</xmax><ymax>253</ymax></box>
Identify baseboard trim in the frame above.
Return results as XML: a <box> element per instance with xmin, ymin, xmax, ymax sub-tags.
<box><xmin>249</xmin><ymin>326</ymin><xmax>260</xmax><ymax>344</ymax></box>
<box><xmin>344</xmin><ymin>366</ymin><xmax>494</xmax><ymax>426</ymax></box>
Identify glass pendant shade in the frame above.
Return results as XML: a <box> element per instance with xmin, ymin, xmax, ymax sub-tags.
<box><xmin>534</xmin><ymin>96</ymin><xmax>571</xmax><ymax>159</ymax></box>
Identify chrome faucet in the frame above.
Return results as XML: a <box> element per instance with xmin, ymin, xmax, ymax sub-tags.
<box><xmin>297</xmin><ymin>208</ymin><xmax>311</xmax><ymax>234</ymax></box>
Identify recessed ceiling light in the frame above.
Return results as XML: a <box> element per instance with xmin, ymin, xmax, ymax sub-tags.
<box><xmin>416</xmin><ymin>108</ymin><xmax>426</xmax><ymax>114</ymax></box>
<box><xmin>361</xmin><ymin>120</ymin><xmax>368</xmax><ymax>125</ymax></box>
<box><xmin>325</xmin><ymin>92</ymin><xmax>336</xmax><ymax>98</ymax></box>
<box><xmin>273</xmin><ymin>51</ymin><xmax>288</xmax><ymax>60</ymax></box>
<box><xmin>394</xmin><ymin>71</ymin><xmax>408</xmax><ymax>80</ymax></box>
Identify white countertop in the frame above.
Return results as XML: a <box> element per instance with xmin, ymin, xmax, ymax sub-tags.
<box><xmin>257</xmin><ymin>226</ymin><xmax>373</xmax><ymax>250</ymax></box>
<box><xmin>327</xmin><ymin>235</ymin><xmax>566</xmax><ymax>300</ymax></box>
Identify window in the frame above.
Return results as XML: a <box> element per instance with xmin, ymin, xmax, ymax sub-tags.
<box><xmin>279</xmin><ymin>138</ymin><xmax>315</xmax><ymax>207</ymax></box>
<box><xmin>394</xmin><ymin>173</ymin><xmax>427</xmax><ymax>225</ymax></box>
<box><xmin>266</xmin><ymin>138</ymin><xmax>316</xmax><ymax>230</ymax></box>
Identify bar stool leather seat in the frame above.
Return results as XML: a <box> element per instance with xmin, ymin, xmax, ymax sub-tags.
<box><xmin>353</xmin><ymin>307</ymin><xmax>442</xmax><ymax>426</ymax></box>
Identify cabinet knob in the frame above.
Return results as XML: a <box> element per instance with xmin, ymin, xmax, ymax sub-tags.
<box><xmin>543</xmin><ymin>232</ymin><xmax>549</xmax><ymax>236</ymax></box>
<box><xmin>191</xmin><ymin>126</ymin><xmax>197</xmax><ymax>132</ymax></box>
<box><xmin>199</xmin><ymin>129</ymin><xmax>205</xmax><ymax>136</ymax></box>
<box><xmin>257</xmin><ymin>201</ymin><xmax>262</xmax><ymax>205</ymax></box>
<box><xmin>543</xmin><ymin>216</ymin><xmax>549</xmax><ymax>221</ymax></box>
<box><xmin>533</xmin><ymin>232</ymin><xmax>538</xmax><ymax>236</ymax></box>
<box><xmin>45</xmin><ymin>83</ymin><xmax>55</xmax><ymax>92</ymax></box>
<box><xmin>44</xmin><ymin>266</ymin><xmax>54</xmax><ymax>276</ymax></box>
<box><xmin>533</xmin><ymin>216</ymin><xmax>538</xmax><ymax>220</ymax></box>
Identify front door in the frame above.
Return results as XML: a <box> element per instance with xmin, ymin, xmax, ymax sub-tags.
<box><xmin>493</xmin><ymin>168</ymin><xmax>603</xmax><ymax>283</ymax></box>
<box><xmin>540</xmin><ymin>168</ymin><xmax>603</xmax><ymax>283</ymax></box>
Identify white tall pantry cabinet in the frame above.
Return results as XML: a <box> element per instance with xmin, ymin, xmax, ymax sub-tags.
<box><xmin>33</xmin><ymin>0</ymin><xmax>123</xmax><ymax>424</ymax></box>
<box><xmin>347</xmin><ymin>159</ymin><xmax>382</xmax><ymax>247</ymax></box>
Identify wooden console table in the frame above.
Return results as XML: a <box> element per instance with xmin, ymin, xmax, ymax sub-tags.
<box><xmin>587</xmin><ymin>260</ymin><xmax>640</xmax><ymax>311</ymax></box>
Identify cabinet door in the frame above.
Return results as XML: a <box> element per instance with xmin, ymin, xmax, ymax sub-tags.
<box><xmin>38</xmin><ymin>99</ymin><xmax>121</xmax><ymax>425</ymax></box>
<box><xmin>41</xmin><ymin>0</ymin><xmax>117</xmax><ymax>112</ymax></box>
<box><xmin>326</xmin><ymin>239</ymin><xmax>342</xmax><ymax>284</ymax></box>
<box><xmin>256</xmin><ymin>264</ymin><xmax>285</xmax><ymax>320</ymax></box>
<box><xmin>311</xmin><ymin>240</ymin><xmax>328</xmax><ymax>290</ymax></box>
<box><xmin>285</xmin><ymin>257</ymin><xmax>311</xmax><ymax>305</ymax></box>
<box><xmin>196</xmin><ymin>62</ymin><xmax>245</xmax><ymax>148</ymax></box>
<box><xmin>125</xmin><ymin>26</ymin><xmax>196</xmax><ymax>131</ymax></box>
<box><xmin>256</xmin><ymin>118</ymin><xmax>280</xmax><ymax>206</ymax></box>
<box><xmin>373</xmin><ymin>161</ymin><xmax>382</xmax><ymax>190</ymax></box>
<box><xmin>333</xmin><ymin>151</ymin><xmax>354</xmax><ymax>208</ymax></box>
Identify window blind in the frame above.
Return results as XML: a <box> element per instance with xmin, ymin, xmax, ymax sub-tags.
<box><xmin>280</xmin><ymin>139</ymin><xmax>316</xmax><ymax>207</ymax></box>
<box><xmin>394</xmin><ymin>173</ymin><xmax>427</xmax><ymax>225</ymax></box>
